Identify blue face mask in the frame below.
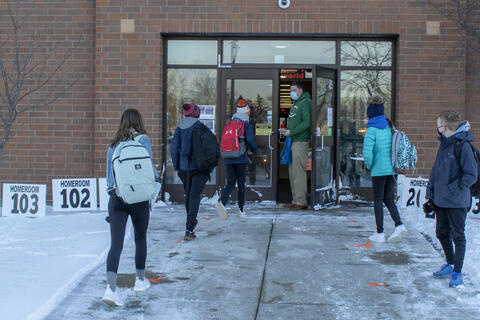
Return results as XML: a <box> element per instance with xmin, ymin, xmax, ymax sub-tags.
<box><xmin>290</xmin><ymin>91</ymin><xmax>299</xmax><ymax>101</ymax></box>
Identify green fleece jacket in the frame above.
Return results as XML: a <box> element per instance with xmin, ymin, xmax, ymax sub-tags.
<box><xmin>287</xmin><ymin>92</ymin><xmax>312</xmax><ymax>143</ymax></box>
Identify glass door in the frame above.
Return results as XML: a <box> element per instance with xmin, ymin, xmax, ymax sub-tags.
<box><xmin>219</xmin><ymin>69</ymin><xmax>279</xmax><ymax>201</ymax></box>
<box><xmin>312</xmin><ymin>66</ymin><xmax>337</xmax><ymax>206</ymax></box>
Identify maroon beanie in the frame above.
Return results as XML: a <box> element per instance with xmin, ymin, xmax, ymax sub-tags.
<box><xmin>182</xmin><ymin>103</ymin><xmax>200</xmax><ymax>118</ymax></box>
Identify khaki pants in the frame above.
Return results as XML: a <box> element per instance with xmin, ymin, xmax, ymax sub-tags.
<box><xmin>288</xmin><ymin>141</ymin><xmax>309</xmax><ymax>206</ymax></box>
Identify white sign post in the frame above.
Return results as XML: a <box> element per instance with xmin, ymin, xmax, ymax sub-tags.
<box><xmin>2</xmin><ymin>183</ymin><xmax>46</xmax><ymax>217</ymax></box>
<box><xmin>98</xmin><ymin>178</ymin><xmax>109</xmax><ymax>211</ymax></box>
<box><xmin>52</xmin><ymin>178</ymin><xmax>97</xmax><ymax>212</ymax></box>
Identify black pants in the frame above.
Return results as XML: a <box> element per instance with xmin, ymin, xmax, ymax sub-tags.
<box><xmin>107</xmin><ymin>194</ymin><xmax>150</xmax><ymax>273</ymax></box>
<box><xmin>372</xmin><ymin>175</ymin><xmax>403</xmax><ymax>233</ymax></box>
<box><xmin>178</xmin><ymin>170</ymin><xmax>209</xmax><ymax>232</ymax></box>
<box><xmin>435</xmin><ymin>207</ymin><xmax>467</xmax><ymax>273</ymax></box>
<box><xmin>220</xmin><ymin>163</ymin><xmax>248</xmax><ymax>211</ymax></box>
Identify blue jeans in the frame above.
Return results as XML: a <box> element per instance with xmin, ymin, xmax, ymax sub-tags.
<box><xmin>221</xmin><ymin>163</ymin><xmax>248</xmax><ymax>211</ymax></box>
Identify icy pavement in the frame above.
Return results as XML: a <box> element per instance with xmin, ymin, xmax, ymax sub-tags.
<box><xmin>41</xmin><ymin>203</ymin><xmax>480</xmax><ymax>320</ymax></box>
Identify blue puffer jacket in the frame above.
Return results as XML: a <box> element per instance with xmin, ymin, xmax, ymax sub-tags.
<box><xmin>426</xmin><ymin>121</ymin><xmax>478</xmax><ymax>208</ymax></box>
<box><xmin>170</xmin><ymin>118</ymin><xmax>201</xmax><ymax>171</ymax></box>
<box><xmin>363</xmin><ymin>115</ymin><xmax>396</xmax><ymax>177</ymax></box>
<box><xmin>225</xmin><ymin>112</ymin><xmax>258</xmax><ymax>165</ymax></box>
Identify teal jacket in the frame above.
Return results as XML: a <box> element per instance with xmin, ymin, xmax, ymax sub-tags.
<box><xmin>363</xmin><ymin>124</ymin><xmax>396</xmax><ymax>177</ymax></box>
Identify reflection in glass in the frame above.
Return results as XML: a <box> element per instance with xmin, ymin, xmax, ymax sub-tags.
<box><xmin>247</xmin><ymin>145</ymin><xmax>271</xmax><ymax>186</ymax></box>
<box><xmin>340</xmin><ymin>70</ymin><xmax>391</xmax><ymax>188</ymax></box>
<box><xmin>225</xmin><ymin>79</ymin><xmax>273</xmax><ymax>186</ymax></box>
<box><xmin>223</xmin><ymin>40</ymin><xmax>335</xmax><ymax>64</ymax></box>
<box><xmin>167</xmin><ymin>40</ymin><xmax>218</xmax><ymax>65</ymax></box>
<box><xmin>165</xmin><ymin>69</ymin><xmax>217</xmax><ymax>184</ymax></box>
<box><xmin>341</xmin><ymin>41</ymin><xmax>392</xmax><ymax>67</ymax></box>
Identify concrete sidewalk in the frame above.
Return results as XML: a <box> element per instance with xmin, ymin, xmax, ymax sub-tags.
<box><xmin>46</xmin><ymin>204</ymin><xmax>480</xmax><ymax>320</ymax></box>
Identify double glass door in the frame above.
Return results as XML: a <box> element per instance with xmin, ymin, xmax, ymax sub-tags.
<box><xmin>218</xmin><ymin>69</ymin><xmax>279</xmax><ymax>201</ymax></box>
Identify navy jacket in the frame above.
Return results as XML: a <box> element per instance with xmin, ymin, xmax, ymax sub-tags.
<box><xmin>225</xmin><ymin>112</ymin><xmax>258</xmax><ymax>165</ymax></box>
<box><xmin>426</xmin><ymin>121</ymin><xmax>478</xmax><ymax>208</ymax></box>
<box><xmin>170</xmin><ymin>118</ymin><xmax>201</xmax><ymax>171</ymax></box>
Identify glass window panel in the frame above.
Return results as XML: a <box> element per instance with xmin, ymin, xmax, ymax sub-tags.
<box><xmin>339</xmin><ymin>70</ymin><xmax>392</xmax><ymax>188</ymax></box>
<box><xmin>341</xmin><ymin>41</ymin><xmax>392</xmax><ymax>67</ymax></box>
<box><xmin>167</xmin><ymin>40</ymin><xmax>217</xmax><ymax>65</ymax></box>
<box><xmin>225</xmin><ymin>79</ymin><xmax>273</xmax><ymax>186</ymax></box>
<box><xmin>165</xmin><ymin>69</ymin><xmax>217</xmax><ymax>185</ymax></box>
<box><xmin>223</xmin><ymin>40</ymin><xmax>335</xmax><ymax>64</ymax></box>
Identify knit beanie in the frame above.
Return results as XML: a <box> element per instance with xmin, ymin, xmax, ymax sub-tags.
<box><xmin>182</xmin><ymin>103</ymin><xmax>200</xmax><ymax>118</ymax></box>
<box><xmin>236</xmin><ymin>98</ymin><xmax>250</xmax><ymax>114</ymax></box>
<box><xmin>367</xmin><ymin>95</ymin><xmax>384</xmax><ymax>119</ymax></box>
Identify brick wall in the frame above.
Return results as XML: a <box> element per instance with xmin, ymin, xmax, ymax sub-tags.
<box><xmin>0</xmin><ymin>0</ymin><xmax>95</xmax><ymax>198</ymax></box>
<box><xmin>1</xmin><ymin>0</ymin><xmax>477</xmax><ymax>200</ymax></box>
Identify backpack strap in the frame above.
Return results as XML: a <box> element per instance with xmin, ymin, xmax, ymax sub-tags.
<box><xmin>454</xmin><ymin>140</ymin><xmax>466</xmax><ymax>163</ymax></box>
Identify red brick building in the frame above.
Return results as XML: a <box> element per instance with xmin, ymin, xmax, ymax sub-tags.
<box><xmin>0</xmin><ymin>0</ymin><xmax>478</xmax><ymax>205</ymax></box>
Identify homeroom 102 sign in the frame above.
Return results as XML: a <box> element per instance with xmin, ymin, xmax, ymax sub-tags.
<box><xmin>52</xmin><ymin>178</ymin><xmax>97</xmax><ymax>211</ymax></box>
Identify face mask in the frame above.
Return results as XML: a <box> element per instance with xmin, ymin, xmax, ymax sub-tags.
<box><xmin>290</xmin><ymin>91</ymin><xmax>299</xmax><ymax>101</ymax></box>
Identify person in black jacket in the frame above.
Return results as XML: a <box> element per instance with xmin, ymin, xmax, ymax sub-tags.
<box><xmin>170</xmin><ymin>103</ymin><xmax>209</xmax><ymax>241</ymax></box>
<box><xmin>216</xmin><ymin>99</ymin><xmax>257</xmax><ymax>218</ymax></box>
<box><xmin>426</xmin><ymin>110</ymin><xmax>478</xmax><ymax>288</ymax></box>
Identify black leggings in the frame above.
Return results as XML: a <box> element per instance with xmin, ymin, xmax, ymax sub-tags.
<box><xmin>435</xmin><ymin>207</ymin><xmax>467</xmax><ymax>273</ymax></box>
<box><xmin>372</xmin><ymin>175</ymin><xmax>402</xmax><ymax>233</ymax></box>
<box><xmin>106</xmin><ymin>194</ymin><xmax>150</xmax><ymax>273</ymax></box>
<box><xmin>221</xmin><ymin>163</ymin><xmax>248</xmax><ymax>211</ymax></box>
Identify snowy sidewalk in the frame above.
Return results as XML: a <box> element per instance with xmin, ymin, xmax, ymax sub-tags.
<box><xmin>0</xmin><ymin>209</ymin><xmax>110</xmax><ymax>320</ymax></box>
<box><xmin>42</xmin><ymin>204</ymin><xmax>480</xmax><ymax>320</ymax></box>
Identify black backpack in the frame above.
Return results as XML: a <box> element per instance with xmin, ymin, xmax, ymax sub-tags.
<box><xmin>191</xmin><ymin>123</ymin><xmax>220</xmax><ymax>172</ymax></box>
<box><xmin>454</xmin><ymin>141</ymin><xmax>480</xmax><ymax>198</ymax></box>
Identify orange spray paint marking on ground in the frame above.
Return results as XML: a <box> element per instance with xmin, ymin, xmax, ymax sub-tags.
<box><xmin>147</xmin><ymin>277</ymin><xmax>163</xmax><ymax>284</ymax></box>
<box><xmin>368</xmin><ymin>282</ymin><xmax>388</xmax><ymax>287</ymax></box>
<box><xmin>202</xmin><ymin>217</ymin><xmax>212</xmax><ymax>220</ymax></box>
<box><xmin>346</xmin><ymin>219</ymin><xmax>357</xmax><ymax>223</ymax></box>
<box><xmin>176</xmin><ymin>240</ymin><xmax>184</xmax><ymax>244</ymax></box>
<box><xmin>354</xmin><ymin>242</ymin><xmax>372</xmax><ymax>248</ymax></box>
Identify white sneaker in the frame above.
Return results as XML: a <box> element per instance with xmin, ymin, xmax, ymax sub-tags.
<box><xmin>134</xmin><ymin>277</ymin><xmax>151</xmax><ymax>292</ymax></box>
<box><xmin>238</xmin><ymin>209</ymin><xmax>247</xmax><ymax>218</ymax></box>
<box><xmin>368</xmin><ymin>232</ymin><xmax>386</xmax><ymax>243</ymax></box>
<box><xmin>215</xmin><ymin>202</ymin><xmax>228</xmax><ymax>220</ymax></box>
<box><xmin>102</xmin><ymin>285</ymin><xmax>124</xmax><ymax>306</ymax></box>
<box><xmin>388</xmin><ymin>224</ymin><xmax>407</xmax><ymax>242</ymax></box>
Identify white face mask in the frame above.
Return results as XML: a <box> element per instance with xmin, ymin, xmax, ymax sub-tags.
<box><xmin>290</xmin><ymin>91</ymin><xmax>299</xmax><ymax>101</ymax></box>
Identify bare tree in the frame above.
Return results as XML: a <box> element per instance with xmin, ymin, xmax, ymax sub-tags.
<box><xmin>427</xmin><ymin>0</ymin><xmax>480</xmax><ymax>41</ymax></box>
<box><xmin>0</xmin><ymin>1</ymin><xmax>76</xmax><ymax>160</ymax></box>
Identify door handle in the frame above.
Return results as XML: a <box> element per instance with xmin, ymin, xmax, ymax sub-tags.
<box><xmin>268</xmin><ymin>131</ymin><xmax>276</xmax><ymax>150</ymax></box>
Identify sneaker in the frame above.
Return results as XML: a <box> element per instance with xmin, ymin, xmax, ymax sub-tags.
<box><xmin>215</xmin><ymin>202</ymin><xmax>228</xmax><ymax>220</ymax></box>
<box><xmin>368</xmin><ymin>232</ymin><xmax>386</xmax><ymax>243</ymax></box>
<box><xmin>388</xmin><ymin>224</ymin><xmax>407</xmax><ymax>242</ymax></box>
<box><xmin>184</xmin><ymin>230</ymin><xmax>196</xmax><ymax>241</ymax></box>
<box><xmin>102</xmin><ymin>285</ymin><xmax>123</xmax><ymax>307</ymax></box>
<box><xmin>238</xmin><ymin>209</ymin><xmax>247</xmax><ymax>218</ymax></box>
<box><xmin>134</xmin><ymin>277</ymin><xmax>151</xmax><ymax>292</ymax></box>
<box><xmin>433</xmin><ymin>263</ymin><xmax>453</xmax><ymax>279</ymax></box>
<box><xmin>449</xmin><ymin>272</ymin><xmax>464</xmax><ymax>287</ymax></box>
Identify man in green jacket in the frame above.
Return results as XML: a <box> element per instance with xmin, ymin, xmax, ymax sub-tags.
<box><xmin>282</xmin><ymin>81</ymin><xmax>312</xmax><ymax>210</ymax></box>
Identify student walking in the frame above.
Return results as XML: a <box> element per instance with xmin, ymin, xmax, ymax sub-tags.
<box><xmin>103</xmin><ymin>109</ymin><xmax>158</xmax><ymax>306</ymax></box>
<box><xmin>170</xmin><ymin>103</ymin><xmax>211</xmax><ymax>241</ymax></box>
<box><xmin>216</xmin><ymin>98</ymin><xmax>257</xmax><ymax>218</ymax></box>
<box><xmin>425</xmin><ymin>111</ymin><xmax>478</xmax><ymax>288</ymax></box>
<box><xmin>363</xmin><ymin>96</ymin><xmax>406</xmax><ymax>243</ymax></box>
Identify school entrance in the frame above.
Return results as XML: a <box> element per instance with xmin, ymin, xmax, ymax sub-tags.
<box><xmin>163</xmin><ymin>36</ymin><xmax>396</xmax><ymax>206</ymax></box>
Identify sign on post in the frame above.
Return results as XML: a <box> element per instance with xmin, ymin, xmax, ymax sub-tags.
<box><xmin>52</xmin><ymin>178</ymin><xmax>97</xmax><ymax>211</ymax></box>
<box><xmin>2</xmin><ymin>184</ymin><xmax>46</xmax><ymax>217</ymax></box>
<box><xmin>397</xmin><ymin>175</ymin><xmax>480</xmax><ymax>216</ymax></box>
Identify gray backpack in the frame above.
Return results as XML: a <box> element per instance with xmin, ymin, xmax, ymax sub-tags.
<box><xmin>112</xmin><ymin>135</ymin><xmax>156</xmax><ymax>204</ymax></box>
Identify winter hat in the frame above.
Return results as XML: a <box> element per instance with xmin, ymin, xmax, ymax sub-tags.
<box><xmin>236</xmin><ymin>98</ymin><xmax>250</xmax><ymax>114</ymax></box>
<box><xmin>367</xmin><ymin>95</ymin><xmax>384</xmax><ymax>119</ymax></box>
<box><xmin>183</xmin><ymin>103</ymin><xmax>200</xmax><ymax>118</ymax></box>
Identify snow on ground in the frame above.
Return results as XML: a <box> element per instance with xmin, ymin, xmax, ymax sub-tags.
<box><xmin>2</xmin><ymin>198</ymin><xmax>480</xmax><ymax>319</ymax></box>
